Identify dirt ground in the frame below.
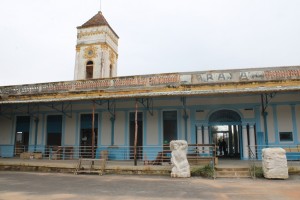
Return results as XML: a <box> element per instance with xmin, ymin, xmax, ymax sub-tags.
<box><xmin>0</xmin><ymin>172</ymin><xmax>299</xmax><ymax>200</ymax></box>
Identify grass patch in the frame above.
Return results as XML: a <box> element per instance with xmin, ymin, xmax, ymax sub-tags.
<box><xmin>250</xmin><ymin>166</ymin><xmax>264</xmax><ymax>178</ymax></box>
<box><xmin>191</xmin><ymin>165</ymin><xmax>214</xmax><ymax>178</ymax></box>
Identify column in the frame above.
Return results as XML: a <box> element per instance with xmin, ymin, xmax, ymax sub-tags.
<box><xmin>249</xmin><ymin>124</ymin><xmax>256</xmax><ymax>158</ymax></box>
<box><xmin>204</xmin><ymin>125</ymin><xmax>209</xmax><ymax>144</ymax></box>
<box><xmin>233</xmin><ymin>125</ymin><xmax>238</xmax><ymax>155</ymax></box>
<box><xmin>228</xmin><ymin>125</ymin><xmax>233</xmax><ymax>155</ymax></box>
<box><xmin>203</xmin><ymin>125</ymin><xmax>209</xmax><ymax>155</ymax></box>
<box><xmin>242</xmin><ymin>125</ymin><xmax>249</xmax><ymax>159</ymax></box>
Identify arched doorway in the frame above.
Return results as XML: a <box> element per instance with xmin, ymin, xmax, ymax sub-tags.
<box><xmin>209</xmin><ymin>109</ymin><xmax>242</xmax><ymax>159</ymax></box>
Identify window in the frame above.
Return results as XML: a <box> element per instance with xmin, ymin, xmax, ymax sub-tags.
<box><xmin>86</xmin><ymin>61</ymin><xmax>93</xmax><ymax>79</ymax></box>
<box><xmin>109</xmin><ymin>64</ymin><xmax>113</xmax><ymax>78</ymax></box>
<box><xmin>47</xmin><ymin>115</ymin><xmax>62</xmax><ymax>146</ymax></box>
<box><xmin>279</xmin><ymin>132</ymin><xmax>293</xmax><ymax>142</ymax></box>
<box><xmin>163</xmin><ymin>111</ymin><xmax>178</xmax><ymax>144</ymax></box>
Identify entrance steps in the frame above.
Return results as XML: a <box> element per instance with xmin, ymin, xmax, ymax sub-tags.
<box><xmin>215</xmin><ymin>167</ymin><xmax>251</xmax><ymax>178</ymax></box>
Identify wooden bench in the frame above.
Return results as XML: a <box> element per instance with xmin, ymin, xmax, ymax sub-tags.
<box><xmin>74</xmin><ymin>158</ymin><xmax>106</xmax><ymax>175</ymax></box>
<box><xmin>20</xmin><ymin>152</ymin><xmax>42</xmax><ymax>159</ymax></box>
<box><xmin>187</xmin><ymin>155</ymin><xmax>217</xmax><ymax>166</ymax></box>
<box><xmin>284</xmin><ymin>146</ymin><xmax>300</xmax><ymax>153</ymax></box>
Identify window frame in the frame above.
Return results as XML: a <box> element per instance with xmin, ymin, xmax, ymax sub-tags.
<box><xmin>279</xmin><ymin>131</ymin><xmax>293</xmax><ymax>142</ymax></box>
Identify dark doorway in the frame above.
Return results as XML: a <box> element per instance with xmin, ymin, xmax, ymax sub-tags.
<box><xmin>15</xmin><ymin>116</ymin><xmax>30</xmax><ymax>156</ymax></box>
<box><xmin>163</xmin><ymin>111</ymin><xmax>178</xmax><ymax>144</ymax></box>
<box><xmin>212</xmin><ymin>125</ymin><xmax>240</xmax><ymax>158</ymax></box>
<box><xmin>47</xmin><ymin>115</ymin><xmax>62</xmax><ymax>146</ymax></box>
<box><xmin>129</xmin><ymin>112</ymin><xmax>143</xmax><ymax>159</ymax></box>
<box><xmin>80</xmin><ymin>114</ymin><xmax>98</xmax><ymax>158</ymax></box>
<box><xmin>209</xmin><ymin>110</ymin><xmax>242</xmax><ymax>159</ymax></box>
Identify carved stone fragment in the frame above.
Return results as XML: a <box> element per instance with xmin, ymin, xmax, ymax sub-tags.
<box><xmin>170</xmin><ymin>140</ymin><xmax>191</xmax><ymax>178</ymax></box>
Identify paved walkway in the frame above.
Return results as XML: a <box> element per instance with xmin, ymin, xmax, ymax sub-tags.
<box><xmin>0</xmin><ymin>171</ymin><xmax>300</xmax><ymax>200</ymax></box>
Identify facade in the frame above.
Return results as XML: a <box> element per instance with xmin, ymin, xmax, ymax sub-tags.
<box><xmin>1</xmin><ymin>12</ymin><xmax>300</xmax><ymax>161</ymax></box>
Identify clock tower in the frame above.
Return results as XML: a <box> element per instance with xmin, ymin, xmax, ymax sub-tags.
<box><xmin>74</xmin><ymin>11</ymin><xmax>119</xmax><ymax>80</ymax></box>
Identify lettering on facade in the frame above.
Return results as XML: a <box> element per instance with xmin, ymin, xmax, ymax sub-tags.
<box><xmin>193</xmin><ymin>73</ymin><xmax>233</xmax><ymax>83</ymax></box>
<box><xmin>239</xmin><ymin>71</ymin><xmax>265</xmax><ymax>81</ymax></box>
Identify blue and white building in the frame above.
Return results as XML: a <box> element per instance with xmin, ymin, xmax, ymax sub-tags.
<box><xmin>1</xmin><ymin>11</ymin><xmax>300</xmax><ymax>161</ymax></box>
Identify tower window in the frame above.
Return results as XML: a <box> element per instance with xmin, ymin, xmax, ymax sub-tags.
<box><xmin>109</xmin><ymin>64</ymin><xmax>113</xmax><ymax>78</ymax></box>
<box><xmin>86</xmin><ymin>61</ymin><xmax>93</xmax><ymax>79</ymax></box>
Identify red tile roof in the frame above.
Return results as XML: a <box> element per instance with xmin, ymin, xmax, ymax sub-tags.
<box><xmin>78</xmin><ymin>11</ymin><xmax>119</xmax><ymax>38</ymax></box>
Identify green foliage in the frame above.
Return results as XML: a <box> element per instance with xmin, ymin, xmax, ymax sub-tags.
<box><xmin>191</xmin><ymin>165</ymin><xmax>214</xmax><ymax>178</ymax></box>
<box><xmin>251</xmin><ymin>166</ymin><xmax>264</xmax><ymax>178</ymax></box>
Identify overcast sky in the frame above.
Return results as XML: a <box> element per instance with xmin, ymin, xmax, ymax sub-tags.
<box><xmin>0</xmin><ymin>0</ymin><xmax>300</xmax><ymax>86</ymax></box>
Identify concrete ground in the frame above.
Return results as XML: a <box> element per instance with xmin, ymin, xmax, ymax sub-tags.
<box><xmin>0</xmin><ymin>172</ymin><xmax>300</xmax><ymax>200</ymax></box>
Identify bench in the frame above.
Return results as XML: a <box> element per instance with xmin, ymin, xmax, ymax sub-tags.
<box><xmin>283</xmin><ymin>146</ymin><xmax>300</xmax><ymax>160</ymax></box>
<box><xmin>284</xmin><ymin>146</ymin><xmax>300</xmax><ymax>153</ymax></box>
<box><xmin>20</xmin><ymin>152</ymin><xmax>42</xmax><ymax>159</ymax></box>
<box><xmin>187</xmin><ymin>155</ymin><xmax>217</xmax><ymax>166</ymax></box>
<box><xmin>74</xmin><ymin>158</ymin><xmax>106</xmax><ymax>175</ymax></box>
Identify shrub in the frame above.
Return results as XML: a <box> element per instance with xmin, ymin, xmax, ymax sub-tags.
<box><xmin>251</xmin><ymin>166</ymin><xmax>264</xmax><ymax>178</ymax></box>
<box><xmin>191</xmin><ymin>165</ymin><xmax>214</xmax><ymax>178</ymax></box>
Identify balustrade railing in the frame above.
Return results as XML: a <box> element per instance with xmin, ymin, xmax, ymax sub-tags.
<box><xmin>0</xmin><ymin>144</ymin><xmax>216</xmax><ymax>167</ymax></box>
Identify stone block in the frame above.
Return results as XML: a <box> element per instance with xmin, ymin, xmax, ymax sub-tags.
<box><xmin>262</xmin><ymin>148</ymin><xmax>288</xmax><ymax>179</ymax></box>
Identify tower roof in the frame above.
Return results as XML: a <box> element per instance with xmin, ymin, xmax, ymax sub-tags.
<box><xmin>78</xmin><ymin>11</ymin><xmax>119</xmax><ymax>38</ymax></box>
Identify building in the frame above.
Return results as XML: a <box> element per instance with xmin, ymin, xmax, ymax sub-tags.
<box><xmin>1</xmin><ymin>11</ymin><xmax>300</xmax><ymax>161</ymax></box>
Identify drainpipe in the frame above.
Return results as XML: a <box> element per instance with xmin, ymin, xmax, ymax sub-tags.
<box><xmin>134</xmin><ymin>99</ymin><xmax>138</xmax><ymax>166</ymax></box>
<box><xmin>263</xmin><ymin>112</ymin><xmax>269</xmax><ymax>146</ymax></box>
<box><xmin>110</xmin><ymin>117</ymin><xmax>115</xmax><ymax>146</ymax></box>
<box><xmin>183</xmin><ymin>115</ymin><xmax>188</xmax><ymax>141</ymax></box>
<box><xmin>181</xmin><ymin>97</ymin><xmax>188</xmax><ymax>141</ymax></box>
<box><xmin>34</xmin><ymin>118</ymin><xmax>39</xmax><ymax>152</ymax></box>
<box><xmin>92</xmin><ymin>102</ymin><xmax>95</xmax><ymax>159</ymax></box>
<box><xmin>261</xmin><ymin>94</ymin><xmax>269</xmax><ymax>146</ymax></box>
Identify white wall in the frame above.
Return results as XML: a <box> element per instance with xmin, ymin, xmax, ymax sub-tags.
<box><xmin>195</xmin><ymin>110</ymin><xmax>208</xmax><ymax>121</ymax></box>
<box><xmin>146</xmin><ymin>111</ymin><xmax>159</xmax><ymax>145</ymax></box>
<box><xmin>277</xmin><ymin>105</ymin><xmax>293</xmax><ymax>133</ymax></box>
<box><xmin>64</xmin><ymin>114</ymin><xmax>76</xmax><ymax>145</ymax></box>
<box><xmin>240</xmin><ymin>109</ymin><xmax>254</xmax><ymax>119</ymax></box>
<box><xmin>101</xmin><ymin>112</ymin><xmax>111</xmax><ymax>145</ymax></box>
<box><xmin>114</xmin><ymin>111</ymin><xmax>125</xmax><ymax>145</ymax></box>
<box><xmin>37</xmin><ymin>114</ymin><xmax>43</xmax><ymax>145</ymax></box>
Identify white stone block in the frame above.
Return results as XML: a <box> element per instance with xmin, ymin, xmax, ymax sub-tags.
<box><xmin>262</xmin><ymin>148</ymin><xmax>289</xmax><ymax>179</ymax></box>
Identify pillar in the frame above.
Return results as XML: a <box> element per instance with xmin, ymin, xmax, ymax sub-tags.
<box><xmin>228</xmin><ymin>125</ymin><xmax>233</xmax><ymax>155</ymax></box>
<box><xmin>204</xmin><ymin>125</ymin><xmax>209</xmax><ymax>144</ymax></box>
<box><xmin>234</xmin><ymin>125</ymin><xmax>239</xmax><ymax>155</ymax></box>
<box><xmin>203</xmin><ymin>125</ymin><xmax>209</xmax><ymax>155</ymax></box>
<box><xmin>249</xmin><ymin>124</ymin><xmax>256</xmax><ymax>158</ymax></box>
<box><xmin>242</xmin><ymin>125</ymin><xmax>249</xmax><ymax>159</ymax></box>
